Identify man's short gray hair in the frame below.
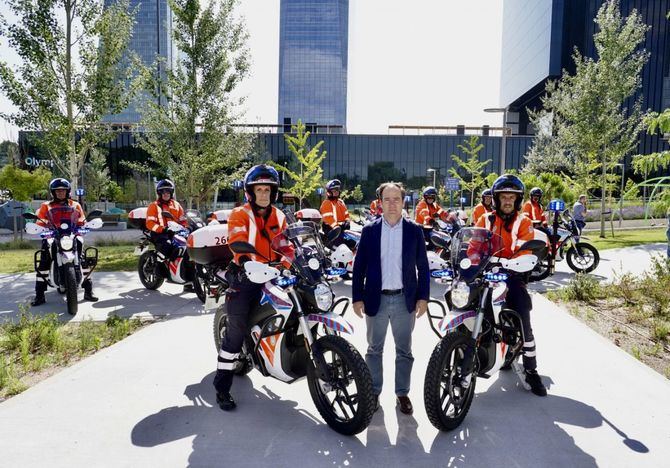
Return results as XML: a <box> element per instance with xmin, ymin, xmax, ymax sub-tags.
<box><xmin>378</xmin><ymin>182</ymin><xmax>406</xmax><ymax>200</ymax></box>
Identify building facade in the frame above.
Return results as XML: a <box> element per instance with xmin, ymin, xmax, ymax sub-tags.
<box><xmin>500</xmin><ymin>0</ymin><xmax>670</xmax><ymax>155</ymax></box>
<box><xmin>278</xmin><ymin>0</ymin><xmax>349</xmax><ymax>132</ymax></box>
<box><xmin>103</xmin><ymin>0</ymin><xmax>174</xmax><ymax>124</ymax></box>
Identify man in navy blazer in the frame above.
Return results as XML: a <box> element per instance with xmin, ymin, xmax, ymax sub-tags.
<box><xmin>352</xmin><ymin>182</ymin><xmax>430</xmax><ymax>415</ymax></box>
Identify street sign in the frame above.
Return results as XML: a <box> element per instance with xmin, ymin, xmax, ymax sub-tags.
<box><xmin>459</xmin><ymin>197</ymin><xmax>467</xmax><ymax>204</ymax></box>
<box><xmin>404</xmin><ymin>195</ymin><xmax>412</xmax><ymax>204</ymax></box>
<box><xmin>316</xmin><ymin>187</ymin><xmax>325</xmax><ymax>196</ymax></box>
<box><xmin>75</xmin><ymin>188</ymin><xmax>85</xmax><ymax>196</ymax></box>
<box><xmin>445</xmin><ymin>177</ymin><xmax>460</xmax><ymax>191</ymax></box>
<box><xmin>412</xmin><ymin>192</ymin><xmax>419</xmax><ymax>201</ymax></box>
<box><xmin>232</xmin><ymin>180</ymin><xmax>243</xmax><ymax>190</ymax></box>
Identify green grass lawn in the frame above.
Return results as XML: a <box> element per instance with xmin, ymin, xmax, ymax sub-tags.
<box><xmin>0</xmin><ymin>245</ymin><xmax>137</xmax><ymax>274</ymax></box>
<box><xmin>586</xmin><ymin>228</ymin><xmax>667</xmax><ymax>250</ymax></box>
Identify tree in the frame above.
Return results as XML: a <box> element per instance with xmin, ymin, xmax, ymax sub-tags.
<box><xmin>276</xmin><ymin>120</ymin><xmax>326</xmax><ymax>209</ymax></box>
<box><xmin>84</xmin><ymin>148</ymin><xmax>111</xmax><ymax>202</ymax></box>
<box><xmin>0</xmin><ymin>140</ymin><xmax>19</xmax><ymax>167</ymax></box>
<box><xmin>522</xmin><ymin>110</ymin><xmax>571</xmax><ymax>174</ymax></box>
<box><xmin>134</xmin><ymin>0</ymin><xmax>251</xmax><ymax>210</ymax></box>
<box><xmin>0</xmin><ymin>165</ymin><xmax>51</xmax><ymax>201</ymax></box>
<box><xmin>341</xmin><ymin>184</ymin><xmax>363</xmax><ymax>203</ymax></box>
<box><xmin>0</xmin><ymin>0</ymin><xmax>137</xmax><ymax>190</ymax></box>
<box><xmin>448</xmin><ymin>135</ymin><xmax>490</xmax><ymax>209</ymax></box>
<box><xmin>540</xmin><ymin>0</ymin><xmax>649</xmax><ymax>237</ymax></box>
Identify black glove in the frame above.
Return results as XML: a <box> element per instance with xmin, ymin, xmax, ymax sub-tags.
<box><xmin>166</xmin><ymin>229</ymin><xmax>175</xmax><ymax>239</ymax></box>
<box><xmin>342</xmin><ymin>221</ymin><xmax>351</xmax><ymax>231</ymax></box>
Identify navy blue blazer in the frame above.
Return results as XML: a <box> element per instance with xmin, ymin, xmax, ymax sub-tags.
<box><xmin>352</xmin><ymin>217</ymin><xmax>430</xmax><ymax>316</ymax></box>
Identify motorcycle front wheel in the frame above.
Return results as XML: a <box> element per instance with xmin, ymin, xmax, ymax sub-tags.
<box><xmin>64</xmin><ymin>265</ymin><xmax>78</xmax><ymax>316</ymax></box>
<box><xmin>566</xmin><ymin>242</ymin><xmax>599</xmax><ymax>273</ymax></box>
<box><xmin>138</xmin><ymin>251</ymin><xmax>164</xmax><ymax>290</ymax></box>
<box><xmin>424</xmin><ymin>332</ymin><xmax>477</xmax><ymax>431</ymax></box>
<box><xmin>307</xmin><ymin>335</ymin><xmax>375</xmax><ymax>436</ymax></box>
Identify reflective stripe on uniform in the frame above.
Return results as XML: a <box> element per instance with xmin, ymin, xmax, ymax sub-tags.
<box><xmin>217</xmin><ymin>361</ymin><xmax>237</xmax><ymax>370</ymax></box>
<box><xmin>510</xmin><ymin>216</ymin><xmax>523</xmax><ymax>251</ymax></box>
<box><xmin>276</xmin><ymin>209</ymin><xmax>286</xmax><ymax>227</ymax></box>
<box><xmin>219</xmin><ymin>349</ymin><xmax>240</xmax><ymax>360</ymax></box>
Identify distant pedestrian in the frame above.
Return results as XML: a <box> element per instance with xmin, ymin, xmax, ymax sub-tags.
<box><xmin>352</xmin><ymin>182</ymin><xmax>429</xmax><ymax>415</ymax></box>
<box><xmin>573</xmin><ymin>195</ymin><xmax>588</xmax><ymax>235</ymax></box>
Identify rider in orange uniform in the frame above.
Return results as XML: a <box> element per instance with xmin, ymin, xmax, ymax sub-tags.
<box><xmin>522</xmin><ymin>187</ymin><xmax>548</xmax><ymax>227</ymax></box>
<box><xmin>471</xmin><ymin>188</ymin><xmax>493</xmax><ymax>226</ymax></box>
<box><xmin>31</xmin><ymin>178</ymin><xmax>96</xmax><ymax>306</ymax></box>
<box><xmin>213</xmin><ymin>164</ymin><xmax>289</xmax><ymax>412</ymax></box>
<box><xmin>320</xmin><ymin>179</ymin><xmax>351</xmax><ymax>246</ymax></box>
<box><xmin>475</xmin><ymin>174</ymin><xmax>547</xmax><ymax>397</ymax></box>
<box><xmin>369</xmin><ymin>187</ymin><xmax>383</xmax><ymax>217</ymax></box>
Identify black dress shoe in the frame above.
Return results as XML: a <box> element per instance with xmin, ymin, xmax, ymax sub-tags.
<box><xmin>183</xmin><ymin>283</ymin><xmax>195</xmax><ymax>293</ymax></box>
<box><xmin>216</xmin><ymin>392</ymin><xmax>236</xmax><ymax>411</ymax></box>
<box><xmin>396</xmin><ymin>395</ymin><xmax>413</xmax><ymax>415</ymax></box>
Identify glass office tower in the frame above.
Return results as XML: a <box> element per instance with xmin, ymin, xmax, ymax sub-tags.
<box><xmin>103</xmin><ymin>0</ymin><xmax>174</xmax><ymax>124</ymax></box>
<box><xmin>500</xmin><ymin>0</ymin><xmax>670</xmax><ymax>155</ymax></box>
<box><xmin>278</xmin><ymin>0</ymin><xmax>349</xmax><ymax>132</ymax></box>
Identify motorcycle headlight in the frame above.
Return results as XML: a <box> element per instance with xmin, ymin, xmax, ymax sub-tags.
<box><xmin>314</xmin><ymin>282</ymin><xmax>333</xmax><ymax>311</ymax></box>
<box><xmin>60</xmin><ymin>236</ymin><xmax>74</xmax><ymax>251</ymax></box>
<box><xmin>451</xmin><ymin>281</ymin><xmax>470</xmax><ymax>308</ymax></box>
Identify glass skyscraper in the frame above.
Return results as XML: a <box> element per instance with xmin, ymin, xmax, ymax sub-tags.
<box><xmin>278</xmin><ymin>0</ymin><xmax>349</xmax><ymax>132</ymax></box>
<box><xmin>103</xmin><ymin>0</ymin><xmax>174</xmax><ymax>124</ymax></box>
<box><xmin>500</xmin><ymin>0</ymin><xmax>670</xmax><ymax>155</ymax></box>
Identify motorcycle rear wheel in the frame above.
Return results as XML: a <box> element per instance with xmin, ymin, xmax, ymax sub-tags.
<box><xmin>566</xmin><ymin>243</ymin><xmax>599</xmax><ymax>273</ymax></box>
<box><xmin>307</xmin><ymin>335</ymin><xmax>375</xmax><ymax>436</ymax></box>
<box><xmin>424</xmin><ymin>332</ymin><xmax>477</xmax><ymax>431</ymax></box>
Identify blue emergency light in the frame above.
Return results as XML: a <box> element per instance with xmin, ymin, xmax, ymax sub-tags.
<box><xmin>548</xmin><ymin>199</ymin><xmax>565</xmax><ymax>212</ymax></box>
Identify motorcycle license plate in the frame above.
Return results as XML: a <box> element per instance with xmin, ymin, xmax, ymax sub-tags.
<box><xmin>204</xmin><ymin>295</ymin><xmax>221</xmax><ymax>311</ymax></box>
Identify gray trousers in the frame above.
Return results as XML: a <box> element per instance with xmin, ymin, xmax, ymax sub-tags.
<box><xmin>365</xmin><ymin>294</ymin><xmax>416</xmax><ymax>397</ymax></box>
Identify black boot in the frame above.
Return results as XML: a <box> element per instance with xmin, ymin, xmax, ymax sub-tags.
<box><xmin>524</xmin><ymin>369</ymin><xmax>547</xmax><ymax>397</ymax></box>
<box><xmin>31</xmin><ymin>292</ymin><xmax>46</xmax><ymax>306</ymax></box>
<box><xmin>31</xmin><ymin>282</ymin><xmax>47</xmax><ymax>306</ymax></box>
<box><xmin>82</xmin><ymin>279</ymin><xmax>98</xmax><ymax>302</ymax></box>
<box><xmin>216</xmin><ymin>392</ymin><xmax>236</xmax><ymax>411</ymax></box>
<box><xmin>183</xmin><ymin>283</ymin><xmax>195</xmax><ymax>293</ymax></box>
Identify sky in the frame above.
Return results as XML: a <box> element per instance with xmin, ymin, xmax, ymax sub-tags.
<box><xmin>0</xmin><ymin>0</ymin><xmax>505</xmax><ymax>138</ymax></box>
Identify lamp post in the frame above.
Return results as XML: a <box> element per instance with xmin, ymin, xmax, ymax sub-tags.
<box><xmin>427</xmin><ymin>168</ymin><xmax>437</xmax><ymax>188</ymax></box>
<box><xmin>484</xmin><ymin>107</ymin><xmax>508</xmax><ymax>174</ymax></box>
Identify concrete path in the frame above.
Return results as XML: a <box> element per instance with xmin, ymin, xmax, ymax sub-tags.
<box><xmin>1</xmin><ymin>245</ymin><xmax>669</xmax><ymax>467</ymax></box>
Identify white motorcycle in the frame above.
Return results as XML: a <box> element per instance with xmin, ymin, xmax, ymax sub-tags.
<box><xmin>24</xmin><ymin>209</ymin><xmax>104</xmax><ymax>315</ymax></box>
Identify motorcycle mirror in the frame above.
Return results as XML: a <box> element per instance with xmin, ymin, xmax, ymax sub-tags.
<box><xmin>161</xmin><ymin>211</ymin><xmax>174</xmax><ymax>219</ymax></box>
<box><xmin>430</xmin><ymin>232</ymin><xmax>449</xmax><ymax>250</ymax></box>
<box><xmin>22</xmin><ymin>212</ymin><xmax>38</xmax><ymax>220</ymax></box>
<box><xmin>326</xmin><ymin>226</ymin><xmax>342</xmax><ymax>243</ymax></box>
<box><xmin>229</xmin><ymin>241</ymin><xmax>258</xmax><ymax>255</ymax></box>
<box><xmin>86</xmin><ymin>210</ymin><xmax>103</xmax><ymax>221</ymax></box>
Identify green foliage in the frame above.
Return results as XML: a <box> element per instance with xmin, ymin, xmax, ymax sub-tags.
<box><xmin>83</xmin><ymin>148</ymin><xmax>112</xmax><ymax>202</ymax></box>
<box><xmin>523</xmin><ymin>109</ymin><xmax>572</xmax><ymax>174</ymax></box>
<box><xmin>518</xmin><ymin>172</ymin><xmax>578</xmax><ymax>205</ymax></box>
<box><xmin>538</xmin><ymin>1</ymin><xmax>649</xmax><ymax>237</ymax></box>
<box><xmin>0</xmin><ymin>239</ymin><xmax>35</xmax><ymax>250</ymax></box>
<box><xmin>448</xmin><ymin>135</ymin><xmax>490</xmax><ymax>209</ymax></box>
<box><xmin>0</xmin><ymin>0</ymin><xmax>137</xmax><ymax>190</ymax></box>
<box><xmin>276</xmin><ymin>120</ymin><xmax>326</xmax><ymax>208</ymax></box>
<box><xmin>652</xmin><ymin>320</ymin><xmax>670</xmax><ymax>342</ymax></box>
<box><xmin>0</xmin><ymin>165</ymin><xmax>52</xmax><ymax>201</ymax></box>
<box><xmin>106</xmin><ymin>181</ymin><xmax>124</xmax><ymax>202</ymax></box>
<box><xmin>134</xmin><ymin>0</ymin><xmax>251</xmax><ymax>210</ymax></box>
<box><xmin>0</xmin><ymin>140</ymin><xmax>19</xmax><ymax>167</ymax></box>
<box><xmin>341</xmin><ymin>184</ymin><xmax>363</xmax><ymax>203</ymax></box>
<box><xmin>561</xmin><ymin>274</ymin><xmax>603</xmax><ymax>303</ymax></box>
<box><xmin>0</xmin><ymin>309</ymin><xmax>143</xmax><ymax>397</ymax></box>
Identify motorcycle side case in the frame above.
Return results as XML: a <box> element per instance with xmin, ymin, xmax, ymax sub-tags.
<box><xmin>128</xmin><ymin>207</ymin><xmax>148</xmax><ymax>230</ymax></box>
<box><xmin>187</xmin><ymin>223</ymin><xmax>232</xmax><ymax>266</ymax></box>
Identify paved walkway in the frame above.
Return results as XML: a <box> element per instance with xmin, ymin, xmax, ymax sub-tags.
<box><xmin>0</xmin><ymin>245</ymin><xmax>669</xmax><ymax>467</ymax></box>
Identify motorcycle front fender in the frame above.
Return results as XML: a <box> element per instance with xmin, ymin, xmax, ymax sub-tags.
<box><xmin>58</xmin><ymin>251</ymin><xmax>76</xmax><ymax>265</ymax></box>
<box><xmin>438</xmin><ymin>310</ymin><xmax>477</xmax><ymax>334</ymax></box>
<box><xmin>307</xmin><ymin>312</ymin><xmax>354</xmax><ymax>335</ymax></box>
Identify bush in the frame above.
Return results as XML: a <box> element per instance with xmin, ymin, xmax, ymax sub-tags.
<box><xmin>0</xmin><ymin>239</ymin><xmax>36</xmax><ymax>250</ymax></box>
<box><xmin>652</xmin><ymin>320</ymin><xmax>670</xmax><ymax>342</ymax></box>
<box><xmin>561</xmin><ymin>274</ymin><xmax>603</xmax><ymax>303</ymax></box>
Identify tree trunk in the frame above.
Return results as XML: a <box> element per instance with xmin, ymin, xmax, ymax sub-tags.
<box><xmin>65</xmin><ymin>1</ymin><xmax>78</xmax><ymax>191</ymax></box>
<box><xmin>600</xmin><ymin>152</ymin><xmax>607</xmax><ymax>238</ymax></box>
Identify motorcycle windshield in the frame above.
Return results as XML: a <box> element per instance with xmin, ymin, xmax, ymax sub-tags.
<box><xmin>271</xmin><ymin>222</ymin><xmax>327</xmax><ymax>283</ymax></box>
<box><xmin>450</xmin><ymin>227</ymin><xmax>504</xmax><ymax>282</ymax></box>
<box><xmin>46</xmin><ymin>205</ymin><xmax>80</xmax><ymax>232</ymax></box>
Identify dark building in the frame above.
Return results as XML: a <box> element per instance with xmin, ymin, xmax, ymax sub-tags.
<box><xmin>500</xmin><ymin>0</ymin><xmax>670</xmax><ymax>155</ymax></box>
<box><xmin>103</xmin><ymin>0</ymin><xmax>175</xmax><ymax>124</ymax></box>
<box><xmin>278</xmin><ymin>0</ymin><xmax>349</xmax><ymax>132</ymax></box>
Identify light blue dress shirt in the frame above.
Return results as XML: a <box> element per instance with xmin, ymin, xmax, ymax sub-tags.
<box><xmin>380</xmin><ymin>216</ymin><xmax>404</xmax><ymax>290</ymax></box>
